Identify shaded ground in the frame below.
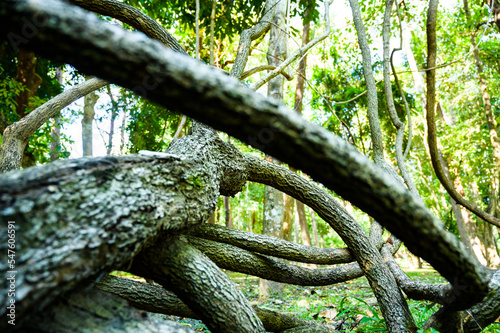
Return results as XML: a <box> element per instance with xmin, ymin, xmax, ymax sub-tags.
<box><xmin>116</xmin><ymin>264</ymin><xmax>500</xmax><ymax>332</ymax></box>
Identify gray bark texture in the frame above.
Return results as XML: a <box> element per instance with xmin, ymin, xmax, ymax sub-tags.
<box><xmin>0</xmin><ymin>0</ymin><xmax>498</xmax><ymax>331</ymax></box>
<box><xmin>130</xmin><ymin>236</ymin><xmax>266</xmax><ymax>333</ymax></box>
<box><xmin>13</xmin><ymin>284</ymin><xmax>198</xmax><ymax>333</ymax></box>
<box><xmin>0</xmin><ymin>123</ymin><xmax>241</xmax><ymax>330</ymax></box>
<box><xmin>189</xmin><ymin>223</ymin><xmax>354</xmax><ymax>264</ymax></box>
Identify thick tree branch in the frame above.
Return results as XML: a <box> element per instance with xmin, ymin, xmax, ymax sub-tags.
<box><xmin>380</xmin><ymin>246</ymin><xmax>454</xmax><ymax>305</ymax></box>
<box><xmin>190</xmin><ymin>223</ymin><xmax>354</xmax><ymax>265</ymax></box>
<box><xmin>0</xmin><ymin>125</ymin><xmax>244</xmax><ymax>330</ymax></box>
<box><xmin>131</xmin><ymin>236</ymin><xmax>266</xmax><ymax>333</ymax></box>
<box><xmin>186</xmin><ymin>236</ymin><xmax>364</xmax><ymax>286</ymax></box>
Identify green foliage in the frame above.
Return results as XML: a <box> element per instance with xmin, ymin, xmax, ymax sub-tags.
<box><xmin>0</xmin><ymin>42</ymin><xmax>72</xmax><ymax>164</ymax></box>
<box><xmin>119</xmin><ymin>89</ymin><xmax>183</xmax><ymax>153</ymax></box>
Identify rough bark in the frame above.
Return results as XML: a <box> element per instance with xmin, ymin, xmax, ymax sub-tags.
<box><xmin>13</xmin><ymin>282</ymin><xmax>197</xmax><ymax>333</ymax></box>
<box><xmin>0</xmin><ymin>0</ymin><xmax>490</xmax><ymax>313</ymax></box>
<box><xmin>245</xmin><ymin>155</ymin><xmax>416</xmax><ymax>330</ymax></box>
<box><xmin>381</xmin><ymin>246</ymin><xmax>455</xmax><ymax>305</ymax></box>
<box><xmin>0</xmin><ymin>124</ymin><xmax>241</xmax><ymax>330</ymax></box>
<box><xmin>131</xmin><ymin>236</ymin><xmax>266</xmax><ymax>333</ymax></box>
<box><xmin>422</xmin><ymin>269</ymin><xmax>500</xmax><ymax>332</ymax></box>
<box><xmin>186</xmin><ymin>236</ymin><xmax>364</xmax><ymax>286</ymax></box>
<box><xmin>0</xmin><ymin>77</ymin><xmax>107</xmax><ymax>171</ymax></box>
<box><xmin>190</xmin><ymin>223</ymin><xmax>354</xmax><ymax>265</ymax></box>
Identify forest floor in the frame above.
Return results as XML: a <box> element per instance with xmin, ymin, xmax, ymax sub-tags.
<box><xmin>173</xmin><ymin>264</ymin><xmax>500</xmax><ymax>332</ymax></box>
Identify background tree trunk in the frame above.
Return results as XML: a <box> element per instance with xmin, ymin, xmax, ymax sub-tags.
<box><xmin>82</xmin><ymin>76</ymin><xmax>99</xmax><ymax>157</ymax></box>
<box><xmin>49</xmin><ymin>68</ymin><xmax>64</xmax><ymax>162</ymax></box>
<box><xmin>259</xmin><ymin>0</ymin><xmax>288</xmax><ymax>300</ymax></box>
<box><xmin>282</xmin><ymin>194</ymin><xmax>295</xmax><ymax>242</ymax></box>
<box><xmin>310</xmin><ymin>207</ymin><xmax>319</xmax><ymax>247</ymax></box>
<box><xmin>223</xmin><ymin>196</ymin><xmax>234</xmax><ymax>228</ymax></box>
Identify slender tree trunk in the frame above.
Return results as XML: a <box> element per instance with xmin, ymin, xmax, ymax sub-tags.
<box><xmin>223</xmin><ymin>196</ymin><xmax>234</xmax><ymax>228</ymax></box>
<box><xmin>282</xmin><ymin>194</ymin><xmax>295</xmax><ymax>242</ymax></box>
<box><xmin>296</xmin><ymin>201</ymin><xmax>312</xmax><ymax>246</ymax></box>
<box><xmin>438</xmin><ymin>151</ymin><xmax>477</xmax><ymax>260</ymax></box>
<box><xmin>106</xmin><ymin>85</ymin><xmax>117</xmax><ymax>155</ymax></box>
<box><xmin>292</xmin><ymin>15</ymin><xmax>313</xmax><ymax>249</ymax></box>
<box><xmin>209</xmin><ymin>0</ymin><xmax>216</xmax><ymax>67</ymax></box>
<box><xmin>15</xmin><ymin>49</ymin><xmax>41</xmax><ymax>168</ymax></box>
<box><xmin>49</xmin><ymin>68</ymin><xmax>63</xmax><ymax>162</ymax></box>
<box><xmin>82</xmin><ymin>76</ymin><xmax>99</xmax><ymax>157</ymax></box>
<box><xmin>469</xmin><ymin>181</ymin><xmax>500</xmax><ymax>267</ymax></box>
<box><xmin>310</xmin><ymin>207</ymin><xmax>319</xmax><ymax>247</ymax></box>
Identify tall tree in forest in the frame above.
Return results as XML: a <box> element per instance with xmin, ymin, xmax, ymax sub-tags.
<box><xmin>49</xmin><ymin>68</ymin><xmax>63</xmax><ymax>161</ymax></box>
<box><xmin>260</xmin><ymin>0</ymin><xmax>287</xmax><ymax>300</ymax></box>
<box><xmin>82</xmin><ymin>76</ymin><xmax>99</xmax><ymax>157</ymax></box>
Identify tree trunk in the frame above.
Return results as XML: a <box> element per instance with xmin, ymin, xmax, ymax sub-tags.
<box><xmin>463</xmin><ymin>0</ymin><xmax>500</xmax><ymax>176</ymax></box>
<box><xmin>119</xmin><ymin>109</ymin><xmax>128</xmax><ymax>153</ymax></box>
<box><xmin>82</xmin><ymin>77</ymin><xmax>99</xmax><ymax>157</ymax></box>
<box><xmin>14</xmin><ymin>49</ymin><xmax>41</xmax><ymax>118</ymax></box>
<box><xmin>49</xmin><ymin>68</ymin><xmax>64</xmax><ymax>162</ymax></box>
<box><xmin>310</xmin><ymin>207</ymin><xmax>319</xmax><ymax>247</ymax></box>
<box><xmin>106</xmin><ymin>85</ymin><xmax>117</xmax><ymax>155</ymax></box>
<box><xmin>438</xmin><ymin>150</ymin><xmax>477</xmax><ymax>260</ymax></box>
<box><xmin>297</xmin><ymin>200</ymin><xmax>312</xmax><ymax>246</ymax></box>
<box><xmin>223</xmin><ymin>196</ymin><xmax>234</xmax><ymax>228</ymax></box>
<box><xmin>282</xmin><ymin>194</ymin><xmax>295</xmax><ymax>242</ymax></box>
<box><xmin>0</xmin><ymin>124</ymin><xmax>236</xmax><ymax>330</ymax></box>
<box><xmin>260</xmin><ymin>175</ymin><xmax>285</xmax><ymax>298</ymax></box>
<box><xmin>260</xmin><ymin>0</ymin><xmax>288</xmax><ymax>300</ymax></box>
